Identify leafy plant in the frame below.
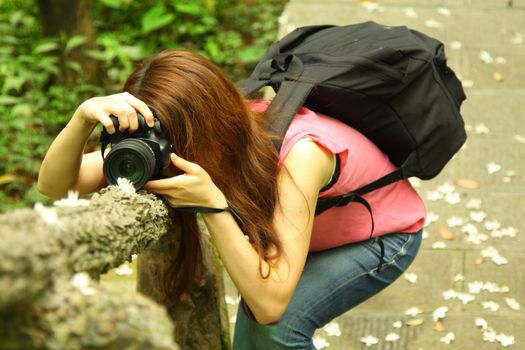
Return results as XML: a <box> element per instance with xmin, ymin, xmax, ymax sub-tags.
<box><xmin>0</xmin><ymin>0</ymin><xmax>287</xmax><ymax>212</ymax></box>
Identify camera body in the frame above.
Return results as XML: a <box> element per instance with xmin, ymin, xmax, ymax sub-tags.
<box><xmin>100</xmin><ymin>113</ymin><xmax>171</xmax><ymax>189</ymax></box>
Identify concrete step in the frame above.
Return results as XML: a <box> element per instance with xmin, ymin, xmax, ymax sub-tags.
<box><xmin>294</xmin><ymin>0</ymin><xmax>518</xmax><ymax>8</ymax></box>
<box><xmin>279</xmin><ymin>2</ymin><xmax>525</xmax><ymax>88</ymax></box>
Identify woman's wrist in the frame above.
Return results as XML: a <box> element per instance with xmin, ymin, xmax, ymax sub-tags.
<box><xmin>206</xmin><ymin>188</ymin><xmax>229</xmax><ymax>209</ymax></box>
<box><xmin>72</xmin><ymin>107</ymin><xmax>97</xmax><ymax>131</ymax></box>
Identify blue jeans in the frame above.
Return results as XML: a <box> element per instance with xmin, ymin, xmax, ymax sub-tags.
<box><xmin>232</xmin><ymin>230</ymin><xmax>423</xmax><ymax>349</ymax></box>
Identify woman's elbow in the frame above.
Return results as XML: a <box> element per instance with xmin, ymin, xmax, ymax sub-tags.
<box><xmin>37</xmin><ymin>177</ymin><xmax>65</xmax><ymax>200</ymax></box>
<box><xmin>253</xmin><ymin>300</ymin><xmax>288</xmax><ymax>325</ymax></box>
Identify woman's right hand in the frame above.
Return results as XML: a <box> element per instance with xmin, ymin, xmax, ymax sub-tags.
<box><xmin>73</xmin><ymin>92</ymin><xmax>155</xmax><ymax>134</ymax></box>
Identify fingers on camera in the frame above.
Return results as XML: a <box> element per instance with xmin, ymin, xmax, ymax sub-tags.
<box><xmin>99</xmin><ymin>111</ymin><xmax>116</xmax><ymax>134</ymax></box>
<box><xmin>124</xmin><ymin>92</ymin><xmax>155</xmax><ymax>128</ymax></box>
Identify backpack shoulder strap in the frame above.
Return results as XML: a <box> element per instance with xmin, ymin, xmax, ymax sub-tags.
<box><xmin>315</xmin><ymin>167</ymin><xmax>405</xmax><ymax>215</ymax></box>
<box><xmin>265</xmin><ymin>80</ymin><xmax>315</xmax><ymax>151</ymax></box>
<box><xmin>237</xmin><ymin>79</ymin><xmax>268</xmax><ymax>99</ymax></box>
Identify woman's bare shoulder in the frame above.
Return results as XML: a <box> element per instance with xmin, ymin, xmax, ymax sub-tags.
<box><xmin>281</xmin><ymin>138</ymin><xmax>335</xmax><ymax>192</ymax></box>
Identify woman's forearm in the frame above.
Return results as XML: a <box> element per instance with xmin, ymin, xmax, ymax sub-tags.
<box><xmin>202</xmin><ymin>211</ymin><xmax>293</xmax><ymax>325</ymax></box>
<box><xmin>38</xmin><ymin>112</ymin><xmax>97</xmax><ymax>199</ymax></box>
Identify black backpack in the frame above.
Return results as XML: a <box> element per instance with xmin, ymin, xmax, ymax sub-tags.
<box><xmin>238</xmin><ymin>21</ymin><xmax>467</xmax><ymax>216</ymax></box>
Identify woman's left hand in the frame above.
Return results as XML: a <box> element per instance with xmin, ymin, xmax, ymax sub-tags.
<box><xmin>144</xmin><ymin>153</ymin><xmax>228</xmax><ymax>209</ymax></box>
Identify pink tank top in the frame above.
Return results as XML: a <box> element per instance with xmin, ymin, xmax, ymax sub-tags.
<box><xmin>250</xmin><ymin>100</ymin><xmax>426</xmax><ymax>251</ymax></box>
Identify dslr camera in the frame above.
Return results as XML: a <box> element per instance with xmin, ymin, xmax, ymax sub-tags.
<box><xmin>100</xmin><ymin>112</ymin><xmax>171</xmax><ymax>190</ymax></box>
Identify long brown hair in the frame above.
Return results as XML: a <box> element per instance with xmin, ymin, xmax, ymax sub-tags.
<box><xmin>123</xmin><ymin>49</ymin><xmax>282</xmax><ymax>302</ymax></box>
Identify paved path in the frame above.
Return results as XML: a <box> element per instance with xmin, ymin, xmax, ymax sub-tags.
<box><xmin>225</xmin><ymin>1</ymin><xmax>525</xmax><ymax>349</ymax></box>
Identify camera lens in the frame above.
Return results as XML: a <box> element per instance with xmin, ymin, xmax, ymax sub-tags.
<box><xmin>103</xmin><ymin>139</ymin><xmax>157</xmax><ymax>189</ymax></box>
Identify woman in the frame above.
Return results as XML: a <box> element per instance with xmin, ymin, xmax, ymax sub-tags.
<box><xmin>38</xmin><ymin>49</ymin><xmax>426</xmax><ymax>349</ymax></box>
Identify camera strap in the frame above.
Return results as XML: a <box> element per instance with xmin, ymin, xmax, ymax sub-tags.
<box><xmin>174</xmin><ymin>206</ymin><xmax>245</xmax><ymax>231</ymax></box>
<box><xmin>99</xmin><ymin>132</ymin><xmax>111</xmax><ymax>160</ymax></box>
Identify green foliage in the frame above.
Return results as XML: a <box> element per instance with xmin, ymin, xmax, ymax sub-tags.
<box><xmin>0</xmin><ymin>0</ymin><xmax>286</xmax><ymax>212</ymax></box>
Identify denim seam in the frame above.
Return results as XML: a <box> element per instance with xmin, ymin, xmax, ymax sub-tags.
<box><xmin>291</xmin><ymin>233</ymin><xmax>417</xmax><ymax>330</ymax></box>
<box><xmin>370</xmin><ymin>232</ymin><xmax>416</xmax><ymax>273</ymax></box>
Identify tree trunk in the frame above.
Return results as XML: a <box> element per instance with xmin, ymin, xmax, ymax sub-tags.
<box><xmin>36</xmin><ymin>0</ymin><xmax>100</xmax><ymax>85</ymax></box>
<box><xmin>138</xmin><ymin>229</ymin><xmax>231</xmax><ymax>350</ymax></box>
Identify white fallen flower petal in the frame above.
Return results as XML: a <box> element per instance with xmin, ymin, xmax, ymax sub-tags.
<box><xmin>447</xmin><ymin>216</ymin><xmax>464</xmax><ymax>227</ymax></box>
<box><xmin>286</xmin><ymin>25</ymin><xmax>297</xmax><ymax>35</ymax></box>
<box><xmin>462</xmin><ymin>80</ymin><xmax>474</xmax><ymax>88</ymax></box>
<box><xmin>483</xmin><ymin>281</ymin><xmax>509</xmax><ymax>293</ymax></box>
<box><xmin>474</xmin><ymin>123</ymin><xmax>490</xmax><ymax>134</ymax></box>
<box><xmin>425</xmin><ymin>19</ymin><xmax>441</xmax><ymax>28</ymax></box>
<box><xmin>454</xmin><ymin>274</ymin><xmax>465</xmax><ymax>282</ymax></box>
<box><xmin>492</xmin><ymin>255</ymin><xmax>508</xmax><ymax>265</ymax></box>
<box><xmin>71</xmin><ymin>272</ymin><xmax>90</xmax><ymax>289</ymax></box>
<box><xmin>277</xmin><ymin>13</ymin><xmax>288</xmax><ymax>25</ymax></box>
<box><xmin>425</xmin><ymin>212</ymin><xmax>440</xmax><ymax>227</ymax></box>
<box><xmin>117</xmin><ymin>177</ymin><xmax>137</xmax><ymax>195</ymax></box>
<box><xmin>323</xmin><ymin>321</ymin><xmax>341</xmax><ymax>337</ymax></box>
<box><xmin>513</xmin><ymin>134</ymin><xmax>525</xmax><ymax>144</ymax></box>
<box><xmin>360</xmin><ymin>2</ymin><xmax>383</xmax><ymax>12</ymax></box>
<box><xmin>496</xmin><ymin>333</ymin><xmax>515</xmax><ymax>347</ymax></box>
<box><xmin>440</xmin><ymin>332</ymin><xmax>455</xmax><ymax>345</ymax></box>
<box><xmin>450</xmin><ymin>41</ymin><xmax>462</xmax><ymax>50</ymax></box>
<box><xmin>458</xmin><ymin>293</ymin><xmax>476</xmax><ymax>304</ymax></box>
<box><xmin>481</xmin><ymin>246</ymin><xmax>508</xmax><ymax>265</ymax></box>
<box><xmin>114</xmin><ymin>263</ymin><xmax>133</xmax><ymax>276</ymax></box>
<box><xmin>475</xmin><ymin>317</ymin><xmax>488</xmax><ymax>329</ymax></box>
<box><xmin>510</xmin><ymin>34</ymin><xmax>523</xmax><ymax>44</ymax></box>
<box><xmin>313</xmin><ymin>335</ymin><xmax>330</xmax><ymax>349</ymax></box>
<box><xmin>470</xmin><ymin>211</ymin><xmax>487</xmax><ymax>223</ymax></box>
<box><xmin>426</xmin><ymin>190</ymin><xmax>443</xmax><ymax>201</ymax></box>
<box><xmin>71</xmin><ymin>272</ymin><xmax>96</xmax><ymax>296</ymax></box>
<box><xmin>469</xmin><ymin>281</ymin><xmax>510</xmax><ymax>294</ymax></box>
<box><xmin>53</xmin><ymin>190</ymin><xmax>90</xmax><ymax>207</ymax></box>
<box><xmin>462</xmin><ymin>223</ymin><xmax>479</xmax><ymax>235</ymax></box>
<box><xmin>392</xmin><ymin>320</ymin><xmax>403</xmax><ymax>329</ymax></box>
<box><xmin>404</xmin><ymin>7</ymin><xmax>418</xmax><ymax>18</ymax></box>
<box><xmin>442</xmin><ymin>290</ymin><xmax>457</xmax><ymax>300</ymax></box>
<box><xmin>229</xmin><ymin>315</ymin><xmax>237</xmax><ymax>323</ymax></box>
<box><xmin>505</xmin><ymin>298</ymin><xmax>521</xmax><ymax>311</ymax></box>
<box><xmin>437</xmin><ymin>182</ymin><xmax>456</xmax><ymax>194</ymax></box>
<box><xmin>405</xmin><ymin>306</ymin><xmax>423</xmax><ymax>317</ymax></box>
<box><xmin>486</xmin><ymin>162</ymin><xmax>502</xmax><ymax>174</ymax></box>
<box><xmin>491</xmin><ymin>227</ymin><xmax>518</xmax><ymax>238</ymax></box>
<box><xmin>432</xmin><ymin>241</ymin><xmax>447</xmax><ymax>249</ymax></box>
<box><xmin>484</xmin><ymin>220</ymin><xmax>501</xmax><ymax>231</ymax></box>
<box><xmin>495</xmin><ymin>56</ymin><xmax>507</xmax><ymax>64</ymax></box>
<box><xmin>479</xmin><ymin>50</ymin><xmax>494</xmax><ymax>64</ymax></box>
<box><xmin>34</xmin><ymin>202</ymin><xmax>58</xmax><ymax>224</ymax></box>
<box><xmin>482</xmin><ymin>301</ymin><xmax>500</xmax><ymax>311</ymax></box>
<box><xmin>483</xmin><ymin>328</ymin><xmax>497</xmax><ymax>342</ymax></box>
<box><xmin>432</xmin><ymin>306</ymin><xmax>448</xmax><ymax>322</ymax></box>
<box><xmin>408</xmin><ymin>177</ymin><xmax>422</xmax><ymax>188</ymax></box>
<box><xmin>464</xmin><ymin>232</ymin><xmax>488</xmax><ymax>245</ymax></box>
<box><xmin>444</xmin><ymin>192</ymin><xmax>461</xmax><ymax>204</ymax></box>
<box><xmin>437</xmin><ymin>7</ymin><xmax>451</xmax><ymax>16</ymax></box>
<box><xmin>360</xmin><ymin>335</ymin><xmax>379</xmax><ymax>347</ymax></box>
<box><xmin>466</xmin><ymin>198</ymin><xmax>482</xmax><ymax>209</ymax></box>
<box><xmin>385</xmin><ymin>333</ymin><xmax>400</xmax><ymax>342</ymax></box>
<box><xmin>469</xmin><ymin>281</ymin><xmax>484</xmax><ymax>294</ymax></box>
<box><xmin>404</xmin><ymin>272</ymin><xmax>418</xmax><ymax>284</ymax></box>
